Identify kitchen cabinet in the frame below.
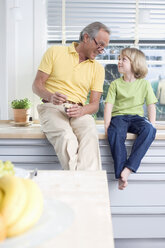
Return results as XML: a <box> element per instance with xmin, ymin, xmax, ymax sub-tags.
<box><xmin>0</xmin><ymin>122</ymin><xmax>165</xmax><ymax>248</ymax></box>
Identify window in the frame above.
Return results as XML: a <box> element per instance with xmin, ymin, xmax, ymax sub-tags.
<box><xmin>47</xmin><ymin>0</ymin><xmax>165</xmax><ymax>120</ymax></box>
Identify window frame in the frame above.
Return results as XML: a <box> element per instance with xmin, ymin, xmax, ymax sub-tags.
<box><xmin>46</xmin><ymin>0</ymin><xmax>165</xmax><ymax>122</ymax></box>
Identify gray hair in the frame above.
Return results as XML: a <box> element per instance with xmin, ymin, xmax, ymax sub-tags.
<box><xmin>79</xmin><ymin>22</ymin><xmax>110</xmax><ymax>42</ymax></box>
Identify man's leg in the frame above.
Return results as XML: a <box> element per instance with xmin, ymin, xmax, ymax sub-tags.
<box><xmin>70</xmin><ymin>114</ymin><xmax>101</xmax><ymax>170</ymax></box>
<box><xmin>37</xmin><ymin>103</ymin><xmax>79</xmax><ymax>170</ymax></box>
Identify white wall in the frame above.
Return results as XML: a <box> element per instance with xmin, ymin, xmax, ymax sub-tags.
<box><xmin>0</xmin><ymin>0</ymin><xmax>8</xmax><ymax>119</ymax></box>
<box><xmin>0</xmin><ymin>0</ymin><xmax>46</xmax><ymax>120</ymax></box>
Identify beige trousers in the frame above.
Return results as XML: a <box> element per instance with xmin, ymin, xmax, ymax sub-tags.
<box><xmin>37</xmin><ymin>103</ymin><xmax>101</xmax><ymax>170</ymax></box>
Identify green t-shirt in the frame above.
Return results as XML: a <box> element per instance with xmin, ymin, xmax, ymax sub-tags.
<box><xmin>105</xmin><ymin>77</ymin><xmax>158</xmax><ymax>117</ymax></box>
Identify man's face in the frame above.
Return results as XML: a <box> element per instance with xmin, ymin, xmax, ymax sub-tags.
<box><xmin>85</xmin><ymin>29</ymin><xmax>110</xmax><ymax>60</ymax></box>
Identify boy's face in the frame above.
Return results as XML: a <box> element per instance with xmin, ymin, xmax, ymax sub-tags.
<box><xmin>118</xmin><ymin>54</ymin><xmax>132</xmax><ymax>75</ymax></box>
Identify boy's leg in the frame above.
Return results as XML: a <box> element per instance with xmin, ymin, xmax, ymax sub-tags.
<box><xmin>126</xmin><ymin>116</ymin><xmax>156</xmax><ymax>172</ymax></box>
<box><xmin>107</xmin><ymin>116</ymin><xmax>128</xmax><ymax>179</ymax></box>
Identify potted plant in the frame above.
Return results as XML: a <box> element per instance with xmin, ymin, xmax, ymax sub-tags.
<box><xmin>11</xmin><ymin>98</ymin><xmax>32</xmax><ymax>123</ymax></box>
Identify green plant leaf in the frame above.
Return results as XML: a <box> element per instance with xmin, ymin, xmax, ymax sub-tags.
<box><xmin>11</xmin><ymin>98</ymin><xmax>32</xmax><ymax>109</ymax></box>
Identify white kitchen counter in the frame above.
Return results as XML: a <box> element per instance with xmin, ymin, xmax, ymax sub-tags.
<box><xmin>34</xmin><ymin>170</ymin><xmax>114</xmax><ymax>248</ymax></box>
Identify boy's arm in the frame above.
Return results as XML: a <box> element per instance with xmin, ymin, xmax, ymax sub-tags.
<box><xmin>104</xmin><ymin>103</ymin><xmax>113</xmax><ymax>135</ymax></box>
<box><xmin>147</xmin><ymin>103</ymin><xmax>156</xmax><ymax>125</ymax></box>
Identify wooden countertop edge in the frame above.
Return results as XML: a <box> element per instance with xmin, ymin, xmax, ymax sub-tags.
<box><xmin>0</xmin><ymin>133</ymin><xmax>165</xmax><ymax>140</ymax></box>
<box><xmin>0</xmin><ymin>120</ymin><xmax>165</xmax><ymax>140</ymax></box>
<box><xmin>1</xmin><ymin>119</ymin><xmax>165</xmax><ymax>128</ymax></box>
<box><xmin>0</xmin><ymin>134</ymin><xmax>46</xmax><ymax>139</ymax></box>
<box><xmin>99</xmin><ymin>134</ymin><xmax>165</xmax><ymax>140</ymax></box>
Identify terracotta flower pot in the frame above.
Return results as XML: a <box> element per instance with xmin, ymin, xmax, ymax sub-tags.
<box><xmin>13</xmin><ymin>109</ymin><xmax>31</xmax><ymax>123</ymax></box>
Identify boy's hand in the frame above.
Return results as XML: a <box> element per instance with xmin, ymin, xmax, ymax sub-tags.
<box><xmin>104</xmin><ymin>125</ymin><xmax>109</xmax><ymax>136</ymax></box>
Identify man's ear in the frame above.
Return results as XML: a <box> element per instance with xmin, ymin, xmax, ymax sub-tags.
<box><xmin>83</xmin><ymin>33</ymin><xmax>90</xmax><ymax>43</ymax></box>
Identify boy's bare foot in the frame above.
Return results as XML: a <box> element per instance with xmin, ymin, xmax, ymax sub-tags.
<box><xmin>118</xmin><ymin>167</ymin><xmax>132</xmax><ymax>190</ymax></box>
<box><xmin>118</xmin><ymin>178</ymin><xmax>128</xmax><ymax>190</ymax></box>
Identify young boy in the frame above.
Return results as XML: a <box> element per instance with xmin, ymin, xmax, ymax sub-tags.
<box><xmin>104</xmin><ymin>48</ymin><xmax>157</xmax><ymax>190</ymax></box>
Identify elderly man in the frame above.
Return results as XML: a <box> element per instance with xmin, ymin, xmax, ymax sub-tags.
<box><xmin>32</xmin><ymin>22</ymin><xmax>110</xmax><ymax>170</ymax></box>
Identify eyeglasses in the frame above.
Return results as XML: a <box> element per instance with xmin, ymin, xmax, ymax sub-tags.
<box><xmin>93</xmin><ymin>38</ymin><xmax>106</xmax><ymax>54</ymax></box>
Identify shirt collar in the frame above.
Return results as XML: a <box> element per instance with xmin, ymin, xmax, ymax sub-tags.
<box><xmin>68</xmin><ymin>42</ymin><xmax>79</xmax><ymax>54</ymax></box>
<box><xmin>68</xmin><ymin>42</ymin><xmax>94</xmax><ymax>63</ymax></box>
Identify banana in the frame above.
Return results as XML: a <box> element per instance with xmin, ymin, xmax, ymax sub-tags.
<box><xmin>0</xmin><ymin>190</ymin><xmax>4</xmax><ymax>204</ymax></box>
<box><xmin>7</xmin><ymin>178</ymin><xmax>43</xmax><ymax>237</ymax></box>
<box><xmin>0</xmin><ymin>175</ymin><xmax>27</xmax><ymax>228</ymax></box>
<box><xmin>0</xmin><ymin>214</ymin><xmax>6</xmax><ymax>241</ymax></box>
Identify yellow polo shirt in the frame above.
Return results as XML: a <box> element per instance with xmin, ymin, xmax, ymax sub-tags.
<box><xmin>38</xmin><ymin>42</ymin><xmax>105</xmax><ymax>105</ymax></box>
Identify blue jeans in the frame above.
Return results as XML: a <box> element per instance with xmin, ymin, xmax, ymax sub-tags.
<box><xmin>107</xmin><ymin>115</ymin><xmax>156</xmax><ymax>179</ymax></box>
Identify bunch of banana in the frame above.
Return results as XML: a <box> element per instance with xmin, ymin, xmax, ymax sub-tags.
<box><xmin>0</xmin><ymin>175</ymin><xmax>43</xmax><ymax>241</ymax></box>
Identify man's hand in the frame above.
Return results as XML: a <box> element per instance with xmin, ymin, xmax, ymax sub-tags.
<box><xmin>66</xmin><ymin>104</ymin><xmax>84</xmax><ymax>118</ymax></box>
<box><xmin>50</xmin><ymin>92</ymin><xmax>67</xmax><ymax>105</ymax></box>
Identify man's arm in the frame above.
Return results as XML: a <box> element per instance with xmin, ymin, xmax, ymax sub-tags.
<box><xmin>147</xmin><ymin>103</ymin><xmax>156</xmax><ymax>125</ymax></box>
<box><xmin>32</xmin><ymin>70</ymin><xmax>67</xmax><ymax>104</ymax></box>
<box><xmin>104</xmin><ymin>102</ymin><xmax>113</xmax><ymax>135</ymax></box>
<box><xmin>67</xmin><ymin>90</ymin><xmax>101</xmax><ymax>118</ymax></box>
